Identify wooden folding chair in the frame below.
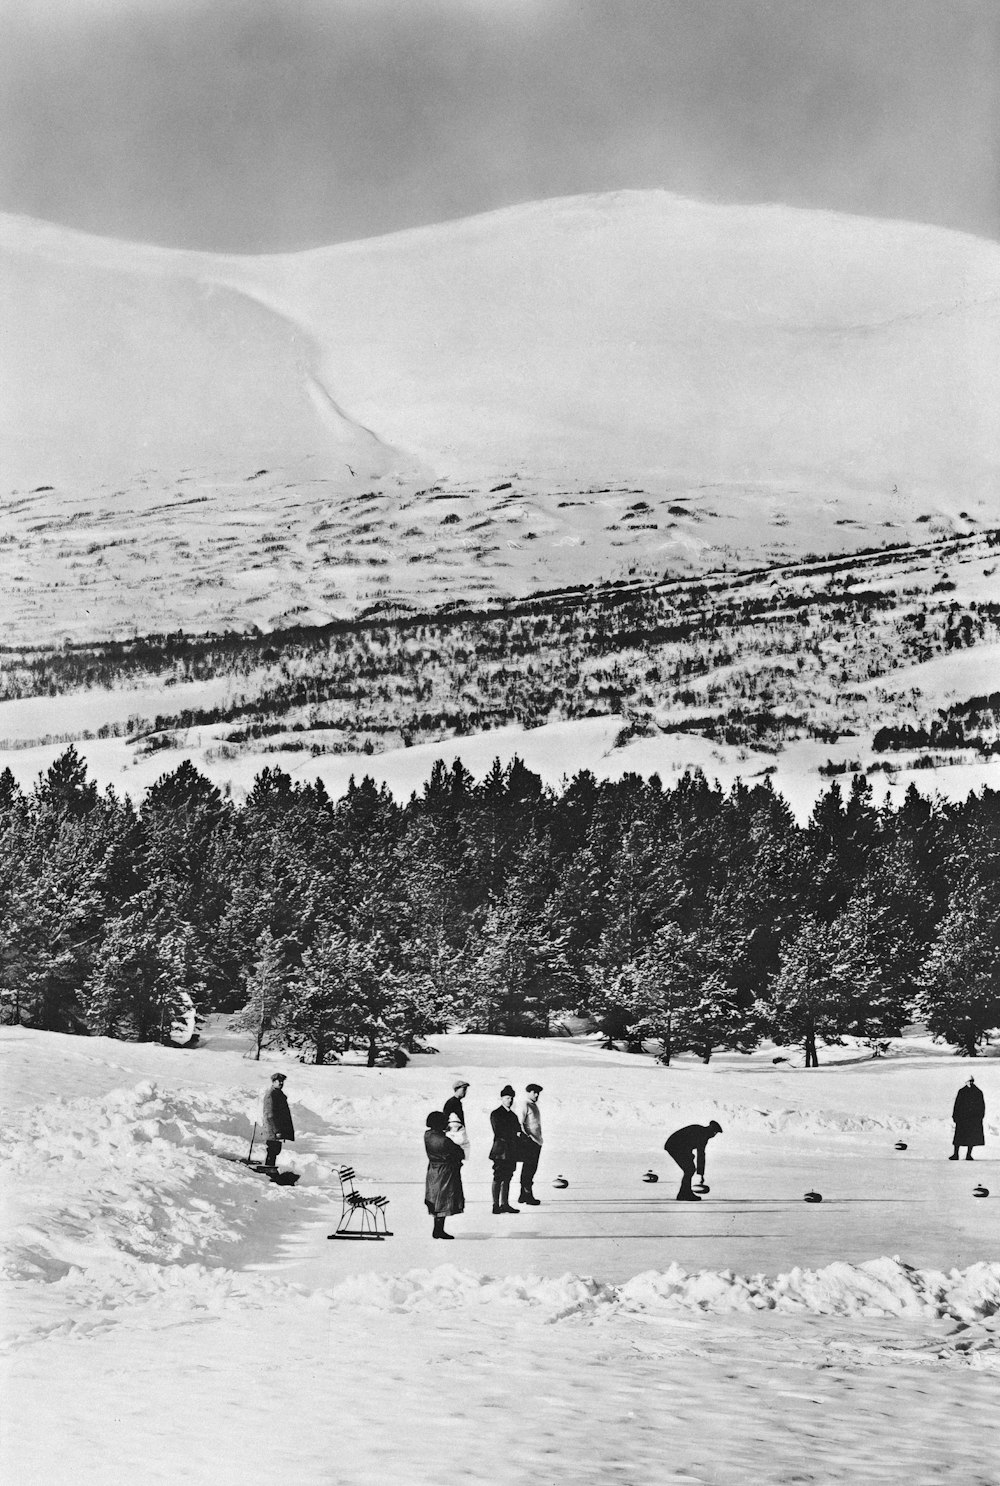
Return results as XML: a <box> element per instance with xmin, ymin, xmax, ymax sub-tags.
<box><xmin>327</xmin><ymin>1165</ymin><xmax>392</xmax><ymax>1240</ymax></box>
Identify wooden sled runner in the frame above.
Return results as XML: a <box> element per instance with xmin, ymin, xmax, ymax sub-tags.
<box><xmin>224</xmin><ymin>1122</ymin><xmax>300</xmax><ymax>1184</ymax></box>
<box><xmin>220</xmin><ymin>1153</ymin><xmax>301</xmax><ymax>1185</ymax></box>
<box><xmin>328</xmin><ymin>1165</ymin><xmax>392</xmax><ymax>1239</ymax></box>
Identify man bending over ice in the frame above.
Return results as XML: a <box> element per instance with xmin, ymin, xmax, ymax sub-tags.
<box><xmin>664</xmin><ymin>1120</ymin><xmax>722</xmax><ymax>1201</ymax></box>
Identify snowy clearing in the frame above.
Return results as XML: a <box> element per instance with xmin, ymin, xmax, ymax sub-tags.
<box><xmin>2</xmin><ymin>1025</ymin><xmax>998</xmax><ymax>1484</ymax></box>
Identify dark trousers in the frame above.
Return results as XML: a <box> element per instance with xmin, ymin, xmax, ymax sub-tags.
<box><xmin>265</xmin><ymin>1139</ymin><xmax>282</xmax><ymax>1167</ymax></box>
<box><xmin>665</xmin><ymin>1142</ymin><xmax>696</xmax><ymax>1197</ymax></box>
<box><xmin>519</xmin><ymin>1140</ymin><xmax>541</xmax><ymax>1195</ymax></box>
<box><xmin>492</xmin><ymin>1158</ymin><xmax>516</xmax><ymax>1208</ymax></box>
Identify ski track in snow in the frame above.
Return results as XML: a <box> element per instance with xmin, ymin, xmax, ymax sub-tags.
<box><xmin>2</xmin><ymin>1028</ymin><xmax>1000</xmax><ymax>1484</ymax></box>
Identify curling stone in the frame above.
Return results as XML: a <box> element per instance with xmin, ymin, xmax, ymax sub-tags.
<box><xmin>973</xmin><ymin>1184</ymin><xmax>989</xmax><ymax>1198</ymax></box>
<box><xmin>552</xmin><ymin>1175</ymin><xmax>569</xmax><ymax>1189</ymax></box>
<box><xmin>894</xmin><ymin>1141</ymin><xmax>907</xmax><ymax>1151</ymax></box>
<box><xmin>642</xmin><ymin>1170</ymin><xmax>659</xmax><ymax>1183</ymax></box>
<box><xmin>804</xmin><ymin>1190</ymin><xmax>823</xmax><ymax>1204</ymax></box>
<box><xmin>693</xmin><ymin>1180</ymin><xmax>710</xmax><ymax>1194</ymax></box>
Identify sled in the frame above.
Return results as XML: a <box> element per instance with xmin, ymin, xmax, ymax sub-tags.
<box><xmin>221</xmin><ymin>1154</ymin><xmax>301</xmax><ymax>1186</ymax></box>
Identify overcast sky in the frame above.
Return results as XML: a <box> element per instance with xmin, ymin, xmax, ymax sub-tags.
<box><xmin>1</xmin><ymin>0</ymin><xmax>997</xmax><ymax>252</ymax></box>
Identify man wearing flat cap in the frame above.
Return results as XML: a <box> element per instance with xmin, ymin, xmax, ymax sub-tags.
<box><xmin>489</xmin><ymin>1084</ymin><xmax>523</xmax><ymax>1214</ymax></box>
<box><xmin>443</xmin><ymin>1078</ymin><xmax>469</xmax><ymax>1129</ymax></box>
<box><xmin>262</xmin><ymin>1072</ymin><xmax>295</xmax><ymax>1169</ymax></box>
<box><xmin>518</xmin><ymin>1083</ymin><xmax>544</xmax><ymax>1205</ymax></box>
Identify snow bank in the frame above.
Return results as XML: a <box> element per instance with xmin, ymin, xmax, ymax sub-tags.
<box><xmin>10</xmin><ymin>1253</ymin><xmax>997</xmax><ymax>1337</ymax></box>
<box><xmin>326</xmin><ymin>1258</ymin><xmax>1000</xmax><ymax>1327</ymax></box>
<box><xmin>0</xmin><ymin>1079</ymin><xmax>332</xmax><ymax>1281</ymax></box>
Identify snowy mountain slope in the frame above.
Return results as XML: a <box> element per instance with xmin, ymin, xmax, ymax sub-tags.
<box><xmin>1</xmin><ymin>193</ymin><xmax>998</xmax><ymax>642</ymax></box>
<box><xmin>0</xmin><ymin>222</ymin><xmax>399</xmax><ymax>486</ymax></box>
<box><xmin>222</xmin><ymin>192</ymin><xmax>1000</xmax><ymax>494</ymax></box>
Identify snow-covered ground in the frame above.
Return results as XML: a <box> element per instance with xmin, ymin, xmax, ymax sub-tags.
<box><xmin>3</xmin><ymin>1024</ymin><xmax>998</xmax><ymax>1484</ymax></box>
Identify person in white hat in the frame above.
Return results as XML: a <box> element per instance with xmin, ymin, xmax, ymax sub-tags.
<box><xmin>444</xmin><ymin>1077</ymin><xmax>472</xmax><ymax>1160</ymax></box>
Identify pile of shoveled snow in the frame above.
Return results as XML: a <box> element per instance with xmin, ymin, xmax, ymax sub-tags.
<box><xmin>7</xmin><ymin>1253</ymin><xmax>999</xmax><ymax>1341</ymax></box>
<box><xmin>329</xmin><ymin>1257</ymin><xmax>1000</xmax><ymax>1329</ymax></box>
<box><xmin>0</xmin><ymin>1079</ymin><xmax>334</xmax><ymax>1280</ymax></box>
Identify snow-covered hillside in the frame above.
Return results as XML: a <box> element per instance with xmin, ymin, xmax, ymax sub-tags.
<box><xmin>2</xmin><ymin>192</ymin><xmax>998</xmax><ymax>641</ymax></box>
<box><xmin>2</xmin><ymin>1025</ymin><xmax>998</xmax><ymax>1484</ymax></box>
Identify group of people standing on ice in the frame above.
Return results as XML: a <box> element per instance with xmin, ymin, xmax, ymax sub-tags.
<box><xmin>260</xmin><ymin>1070</ymin><xmax>985</xmax><ymax>1236</ymax></box>
<box><xmin>422</xmin><ymin>1079</ymin><xmax>730</xmax><ymax>1237</ymax></box>
<box><xmin>423</xmin><ymin>1079</ymin><xmax>545</xmax><ymax>1239</ymax></box>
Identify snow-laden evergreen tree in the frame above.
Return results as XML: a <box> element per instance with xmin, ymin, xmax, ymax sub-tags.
<box><xmin>636</xmin><ymin>924</ymin><xmax>754</xmax><ymax>1064</ymax></box>
<box><xmin>916</xmin><ymin>884</ymin><xmax>1000</xmax><ymax>1056</ymax></box>
<box><xmin>761</xmin><ymin>915</ymin><xmax>854</xmax><ymax>1066</ymax></box>
<box><xmin>230</xmin><ymin>930</ymin><xmax>291</xmax><ymax>1060</ymax></box>
<box><xmin>82</xmin><ymin>909</ymin><xmax>201</xmax><ymax>1043</ymax></box>
<box><xmin>461</xmin><ymin>888</ymin><xmax>572</xmax><ymax>1036</ymax></box>
<box><xmin>281</xmin><ymin>923</ymin><xmax>446</xmax><ymax>1065</ymax></box>
<box><xmin>0</xmin><ymin>758</ymin><xmax>126</xmax><ymax>1031</ymax></box>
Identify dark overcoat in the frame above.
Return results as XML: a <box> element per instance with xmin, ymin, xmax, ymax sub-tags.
<box><xmin>953</xmin><ymin>1083</ymin><xmax>986</xmax><ymax>1147</ymax></box>
<box><xmin>262</xmin><ymin>1086</ymin><xmax>295</xmax><ymax>1142</ymax></box>
<box><xmin>489</xmin><ymin>1105</ymin><xmax>523</xmax><ymax>1166</ymax></box>
<box><xmin>425</xmin><ymin>1128</ymin><xmax>465</xmax><ymax>1215</ymax></box>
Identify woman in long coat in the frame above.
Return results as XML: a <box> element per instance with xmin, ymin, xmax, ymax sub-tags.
<box><xmin>424</xmin><ymin>1110</ymin><xmax>464</xmax><ymax>1239</ymax></box>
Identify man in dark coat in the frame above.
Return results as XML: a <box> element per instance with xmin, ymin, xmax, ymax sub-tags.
<box><xmin>443</xmin><ymin>1078</ymin><xmax>469</xmax><ymax>1127</ymax></box>
<box><xmin>950</xmin><ymin>1077</ymin><xmax>986</xmax><ymax>1160</ymax></box>
<box><xmin>489</xmin><ymin>1084</ymin><xmax>523</xmax><ymax>1214</ymax></box>
<box><xmin>262</xmin><ymin>1072</ymin><xmax>295</xmax><ymax>1168</ymax></box>
<box><xmin>664</xmin><ymin>1119</ymin><xmax>722</xmax><ymax>1201</ymax></box>
<box><xmin>424</xmin><ymin>1110</ymin><xmax>464</xmax><ymax>1239</ymax></box>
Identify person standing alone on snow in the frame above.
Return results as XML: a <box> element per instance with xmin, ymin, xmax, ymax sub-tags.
<box><xmin>518</xmin><ymin>1083</ymin><xmax>543</xmax><ymax>1205</ymax></box>
<box><xmin>950</xmin><ymin>1077</ymin><xmax>985</xmax><ymax>1160</ymax></box>
<box><xmin>262</xmin><ymin>1072</ymin><xmax>295</xmax><ymax>1168</ymax></box>
<box><xmin>490</xmin><ymin>1084</ymin><xmax>523</xmax><ymax>1214</ymax></box>
<box><xmin>664</xmin><ymin>1119</ymin><xmax>722</xmax><ymax>1201</ymax></box>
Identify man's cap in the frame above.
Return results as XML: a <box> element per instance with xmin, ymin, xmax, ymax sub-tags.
<box><xmin>500</xmin><ymin>1084</ymin><xmax>515</xmax><ymax>1097</ymax></box>
<box><xmin>708</xmin><ymin>1119</ymin><xmax>722</xmax><ymax>1133</ymax></box>
<box><xmin>526</xmin><ymin>1083</ymin><xmax>543</xmax><ymax>1093</ymax></box>
<box><xmin>453</xmin><ymin>1078</ymin><xmax>470</xmax><ymax>1091</ymax></box>
<box><xmin>271</xmin><ymin>1072</ymin><xmax>286</xmax><ymax>1083</ymax></box>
